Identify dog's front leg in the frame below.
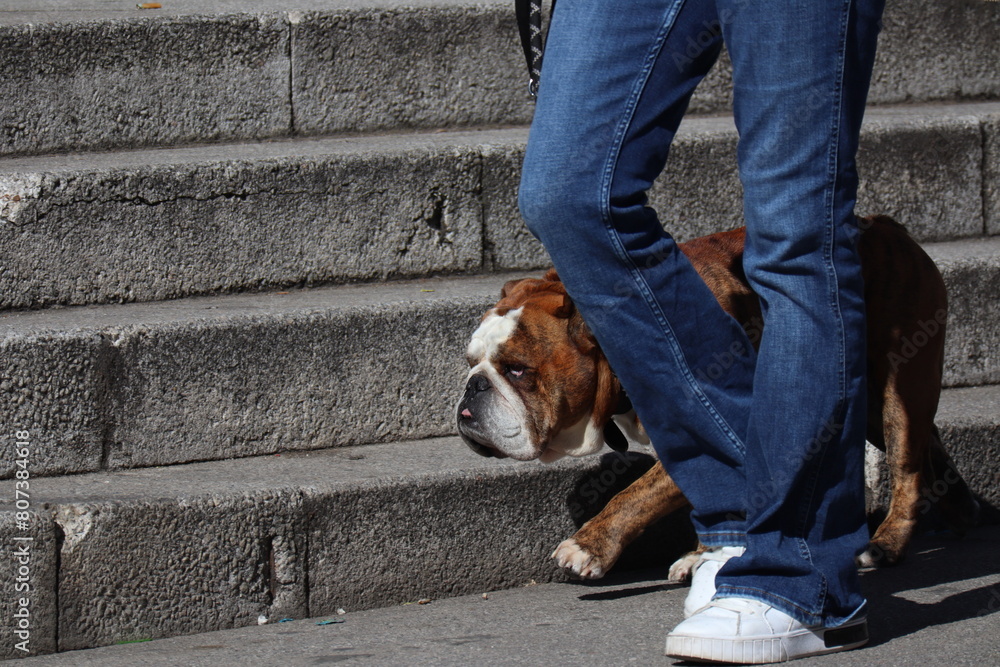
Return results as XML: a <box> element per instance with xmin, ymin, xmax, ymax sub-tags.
<box><xmin>553</xmin><ymin>460</ymin><xmax>690</xmax><ymax>579</ymax></box>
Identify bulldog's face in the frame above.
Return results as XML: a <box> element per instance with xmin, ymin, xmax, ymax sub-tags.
<box><xmin>456</xmin><ymin>271</ymin><xmax>624</xmax><ymax>463</ymax></box>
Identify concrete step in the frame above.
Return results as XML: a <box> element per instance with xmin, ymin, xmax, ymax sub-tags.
<box><xmin>0</xmin><ymin>382</ymin><xmax>997</xmax><ymax>657</ymax></box>
<box><xmin>2</xmin><ymin>0</ymin><xmax>999</xmax><ymax>156</ymax></box>
<box><xmin>0</xmin><ymin>0</ymin><xmax>531</xmax><ymax>156</ymax></box>
<box><xmin>3</xmin><ymin>233</ymin><xmax>999</xmax><ymax>478</ymax></box>
<box><xmin>9</xmin><ymin>524</ymin><xmax>1000</xmax><ymax>665</ymax></box>
<box><xmin>2</xmin><ymin>100</ymin><xmax>998</xmax><ymax>311</ymax></box>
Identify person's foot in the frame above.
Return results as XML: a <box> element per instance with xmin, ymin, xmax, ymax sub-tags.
<box><xmin>666</xmin><ymin>597</ymin><xmax>868</xmax><ymax>664</ymax></box>
<box><xmin>683</xmin><ymin>546</ymin><xmax>745</xmax><ymax>618</ymax></box>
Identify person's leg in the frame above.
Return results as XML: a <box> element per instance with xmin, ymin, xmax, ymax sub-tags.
<box><xmin>519</xmin><ymin>0</ymin><xmax>754</xmax><ymax>545</ymax></box>
<box><xmin>706</xmin><ymin>0</ymin><xmax>886</xmax><ymax>628</ymax></box>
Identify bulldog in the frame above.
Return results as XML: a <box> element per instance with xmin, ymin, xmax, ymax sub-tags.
<box><xmin>456</xmin><ymin>215</ymin><xmax>980</xmax><ymax>579</ymax></box>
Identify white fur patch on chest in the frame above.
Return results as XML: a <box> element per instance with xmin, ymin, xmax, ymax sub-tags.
<box><xmin>467</xmin><ymin>308</ymin><xmax>522</xmax><ymax>363</ymax></box>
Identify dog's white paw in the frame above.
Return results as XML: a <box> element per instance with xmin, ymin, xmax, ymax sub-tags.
<box><xmin>552</xmin><ymin>538</ymin><xmax>606</xmax><ymax>579</ymax></box>
<box><xmin>667</xmin><ymin>551</ymin><xmax>702</xmax><ymax>583</ymax></box>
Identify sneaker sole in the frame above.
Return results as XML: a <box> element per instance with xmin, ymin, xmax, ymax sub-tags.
<box><xmin>665</xmin><ymin>617</ymin><xmax>868</xmax><ymax>664</ymax></box>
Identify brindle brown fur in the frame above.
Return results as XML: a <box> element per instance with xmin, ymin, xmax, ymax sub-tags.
<box><xmin>558</xmin><ymin>215</ymin><xmax>978</xmax><ymax>575</ymax></box>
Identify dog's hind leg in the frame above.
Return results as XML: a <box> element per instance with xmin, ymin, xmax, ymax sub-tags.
<box><xmin>858</xmin><ymin>385</ymin><xmax>925</xmax><ymax>568</ymax></box>
<box><xmin>856</xmin><ymin>216</ymin><xmax>956</xmax><ymax>568</ymax></box>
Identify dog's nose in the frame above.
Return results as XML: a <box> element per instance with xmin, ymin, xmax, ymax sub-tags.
<box><xmin>465</xmin><ymin>374</ymin><xmax>491</xmax><ymax>395</ymax></box>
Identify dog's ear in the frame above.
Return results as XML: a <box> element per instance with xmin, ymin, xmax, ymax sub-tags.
<box><xmin>566</xmin><ymin>302</ymin><xmax>598</xmax><ymax>355</ymax></box>
<box><xmin>535</xmin><ymin>278</ymin><xmax>597</xmax><ymax>354</ymax></box>
<box><xmin>591</xmin><ymin>356</ymin><xmax>628</xmax><ymax>452</ymax></box>
<box><xmin>500</xmin><ymin>274</ymin><xmax>564</xmax><ymax>302</ymax></box>
<box><xmin>500</xmin><ymin>278</ymin><xmax>526</xmax><ymax>300</ymax></box>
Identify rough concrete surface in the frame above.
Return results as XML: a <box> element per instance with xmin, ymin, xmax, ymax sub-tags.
<box><xmin>0</xmin><ymin>13</ymin><xmax>291</xmax><ymax>156</ymax></box>
<box><xmin>104</xmin><ymin>297</ymin><xmax>488</xmax><ymax>469</ymax></box>
<box><xmin>7</xmin><ymin>519</ymin><xmax>1000</xmax><ymax>664</ymax></box>
<box><xmin>0</xmin><ymin>272</ymin><xmax>512</xmax><ymax>476</ymax></box>
<box><xmin>926</xmin><ymin>236</ymin><xmax>1000</xmax><ymax>388</ymax></box>
<box><xmin>52</xmin><ymin>490</ymin><xmax>308</xmax><ymax>652</ymax></box>
<box><xmin>872</xmin><ymin>0</ymin><xmax>1000</xmax><ymax>105</ymax></box>
<box><xmin>654</xmin><ymin>0</ymin><xmax>1000</xmax><ymax>116</ymax></box>
<box><xmin>9</xmin><ymin>527</ymin><xmax>1000</xmax><ymax>667</ymax></box>
<box><xmin>290</xmin><ymin>6</ymin><xmax>534</xmax><ymax>134</ymax></box>
<box><xmin>0</xmin><ymin>429</ymin><xmax>995</xmax><ymax>656</ymax></box>
<box><xmin>855</xmin><ymin>114</ymin><xmax>984</xmax><ymax>241</ymax></box>
<box><xmin>0</xmin><ymin>512</ymin><xmax>57</xmax><ymax>660</ymax></box>
<box><xmin>479</xmin><ymin>137</ymin><xmax>543</xmax><ymax>271</ymax></box>
<box><xmin>985</xmin><ymin>111</ymin><xmax>1000</xmax><ymax>236</ymax></box>
<box><xmin>936</xmin><ymin>385</ymin><xmax>1000</xmax><ymax>508</ymax></box>
<box><xmin>1</xmin><ymin>466</ymin><xmax>1000</xmax><ymax>667</ymax></box>
<box><xmin>303</xmin><ymin>453</ymin><xmax>694</xmax><ymax>618</ymax></box>
<box><xmin>4</xmin><ymin>103</ymin><xmax>994</xmax><ymax>311</ymax></box>
<box><xmin>0</xmin><ymin>133</ymin><xmax>484</xmax><ymax>310</ymax></box>
<box><xmin>1</xmin><ymin>0</ymin><xmax>998</xmax><ymax>154</ymax></box>
<box><xmin>0</xmin><ymin>334</ymin><xmax>108</xmax><ymax>476</ymax></box>
<box><xmin>1</xmin><ymin>231</ymin><xmax>998</xmax><ymax>478</ymax></box>
<box><xmin>456</xmin><ymin>103</ymin><xmax>996</xmax><ymax>277</ymax></box>
<box><xmin>0</xmin><ymin>439</ymin><xmax>694</xmax><ymax>653</ymax></box>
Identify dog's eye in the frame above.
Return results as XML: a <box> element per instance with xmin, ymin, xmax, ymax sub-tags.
<box><xmin>505</xmin><ymin>364</ymin><xmax>526</xmax><ymax>379</ymax></box>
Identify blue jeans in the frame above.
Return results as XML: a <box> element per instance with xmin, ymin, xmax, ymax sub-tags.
<box><xmin>519</xmin><ymin>0</ymin><xmax>884</xmax><ymax>627</ymax></box>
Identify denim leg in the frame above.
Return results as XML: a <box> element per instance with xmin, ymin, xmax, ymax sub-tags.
<box><xmin>519</xmin><ymin>0</ymin><xmax>754</xmax><ymax>544</ymax></box>
<box><xmin>711</xmin><ymin>0</ymin><xmax>885</xmax><ymax>627</ymax></box>
<box><xmin>519</xmin><ymin>0</ymin><xmax>883</xmax><ymax>628</ymax></box>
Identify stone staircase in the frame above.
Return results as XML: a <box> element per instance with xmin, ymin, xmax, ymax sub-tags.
<box><xmin>1</xmin><ymin>0</ymin><xmax>998</xmax><ymax>658</ymax></box>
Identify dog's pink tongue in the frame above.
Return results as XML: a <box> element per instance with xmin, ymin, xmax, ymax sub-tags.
<box><xmin>461</xmin><ymin>409</ymin><xmax>472</xmax><ymax>418</ymax></box>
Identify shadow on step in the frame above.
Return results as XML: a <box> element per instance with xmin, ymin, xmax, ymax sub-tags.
<box><xmin>561</xmin><ymin>452</ymin><xmax>1000</xmax><ymax>645</ymax></box>
<box><xmin>862</xmin><ymin>518</ymin><xmax>1000</xmax><ymax>646</ymax></box>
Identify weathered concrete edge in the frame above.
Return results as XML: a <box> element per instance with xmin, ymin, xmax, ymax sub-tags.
<box><xmin>0</xmin><ymin>385</ymin><xmax>995</xmax><ymax>657</ymax></box>
<box><xmin>2</xmin><ymin>102</ymin><xmax>999</xmax><ymax>311</ymax></box>
<box><xmin>0</xmin><ymin>441</ymin><xmax>674</xmax><ymax>654</ymax></box>
<box><xmin>0</xmin><ymin>511</ymin><xmax>57</xmax><ymax>659</ymax></box>
<box><xmin>1</xmin><ymin>0</ymin><xmax>999</xmax><ymax>154</ymax></box>
<box><xmin>1</xmin><ymin>232</ymin><xmax>998</xmax><ymax>478</ymax></box>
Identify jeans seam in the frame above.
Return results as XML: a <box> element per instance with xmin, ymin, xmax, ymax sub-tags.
<box><xmin>796</xmin><ymin>0</ymin><xmax>853</xmax><ymax>544</ymax></box>
<box><xmin>790</xmin><ymin>0</ymin><xmax>853</xmax><ymax>617</ymax></box>
<box><xmin>596</xmin><ymin>0</ymin><xmax>747</xmax><ymax>458</ymax></box>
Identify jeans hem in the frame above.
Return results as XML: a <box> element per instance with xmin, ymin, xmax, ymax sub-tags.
<box><xmin>696</xmin><ymin>531</ymin><xmax>747</xmax><ymax>548</ymax></box>
<box><xmin>714</xmin><ymin>584</ymin><xmax>867</xmax><ymax>628</ymax></box>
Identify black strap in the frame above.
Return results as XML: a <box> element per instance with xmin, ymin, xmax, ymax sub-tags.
<box><xmin>515</xmin><ymin>0</ymin><xmax>555</xmax><ymax>96</ymax></box>
<box><xmin>603</xmin><ymin>420</ymin><xmax>630</xmax><ymax>453</ymax></box>
<box><xmin>604</xmin><ymin>388</ymin><xmax>634</xmax><ymax>453</ymax></box>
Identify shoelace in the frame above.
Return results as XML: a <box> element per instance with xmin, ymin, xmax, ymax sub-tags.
<box><xmin>708</xmin><ymin>598</ymin><xmax>768</xmax><ymax>614</ymax></box>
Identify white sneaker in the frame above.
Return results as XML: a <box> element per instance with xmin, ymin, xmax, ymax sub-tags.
<box><xmin>683</xmin><ymin>546</ymin><xmax>745</xmax><ymax>618</ymax></box>
<box><xmin>666</xmin><ymin>597</ymin><xmax>869</xmax><ymax>664</ymax></box>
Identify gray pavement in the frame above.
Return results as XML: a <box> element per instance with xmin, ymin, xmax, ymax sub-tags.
<box><xmin>13</xmin><ymin>525</ymin><xmax>1000</xmax><ymax>666</ymax></box>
